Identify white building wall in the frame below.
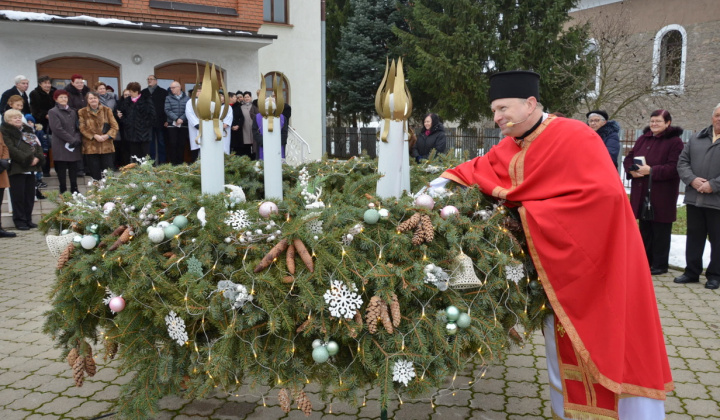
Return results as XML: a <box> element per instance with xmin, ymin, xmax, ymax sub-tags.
<box><xmin>0</xmin><ymin>21</ymin><xmax>270</xmax><ymax>97</ymax></box>
<box><xmin>258</xmin><ymin>2</ymin><xmax>323</xmax><ymax>159</ymax></box>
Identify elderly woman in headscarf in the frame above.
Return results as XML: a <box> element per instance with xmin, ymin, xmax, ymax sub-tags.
<box><xmin>0</xmin><ymin>109</ymin><xmax>45</xmax><ymax>230</ymax></box>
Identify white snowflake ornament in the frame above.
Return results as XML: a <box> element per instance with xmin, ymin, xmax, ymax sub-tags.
<box><xmin>225</xmin><ymin>210</ymin><xmax>251</xmax><ymax>230</ymax></box>
<box><xmin>323</xmin><ymin>280</ymin><xmax>363</xmax><ymax>319</ymax></box>
<box><xmin>392</xmin><ymin>359</ymin><xmax>416</xmax><ymax>386</ymax></box>
<box><xmin>505</xmin><ymin>264</ymin><xmax>525</xmax><ymax>284</ymax></box>
<box><xmin>165</xmin><ymin>311</ymin><xmax>189</xmax><ymax>346</ymax></box>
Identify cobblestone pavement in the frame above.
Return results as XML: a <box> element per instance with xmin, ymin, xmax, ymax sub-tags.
<box><xmin>1</xmin><ymin>229</ymin><xmax>719</xmax><ymax>419</ymax></box>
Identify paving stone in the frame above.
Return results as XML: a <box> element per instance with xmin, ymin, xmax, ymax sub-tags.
<box><xmin>430</xmin><ymin>405</ymin><xmax>470</xmax><ymax>419</ymax></box>
<box><xmin>158</xmin><ymin>394</ymin><xmax>189</xmax><ymax>411</ymax></box>
<box><xmin>211</xmin><ymin>400</ymin><xmax>258</xmax><ymax>418</ymax></box>
<box><xmin>683</xmin><ymin>398</ymin><xmax>720</xmax><ymax>417</ymax></box>
<box><xmin>34</xmin><ymin>376</ymin><xmax>74</xmax><ymax>393</ymax></box>
<box><xmin>672</xmin><ymin>382</ymin><xmax>710</xmax><ymax>399</ymax></box>
<box><xmin>181</xmin><ymin>398</ymin><xmax>225</xmax><ymax>416</ymax></box>
<box><xmin>471</xmin><ymin>378</ymin><xmax>505</xmax><ymax>395</ymax></box>
<box><xmin>392</xmin><ymin>402</ymin><xmax>433</xmax><ymax>420</ymax></box>
<box><xmin>35</xmin><ymin>395</ymin><xmax>87</xmax><ymax>415</ymax></box>
<box><xmin>0</xmin><ymin>409</ymin><xmax>32</xmax><ymax>420</ymax></box>
<box><xmin>94</xmin><ymin>384</ymin><xmax>122</xmax><ymax>401</ymax></box>
<box><xmin>64</xmin><ymin>400</ymin><xmax>114</xmax><ymax>419</ymax></box>
<box><xmin>505</xmin><ymin>396</ymin><xmax>543</xmax><ymax>415</ymax></box>
<box><xmin>434</xmin><ymin>390</ymin><xmax>473</xmax><ymax>407</ymax></box>
<box><xmin>686</xmin><ymin>358</ymin><xmax>720</xmax><ymax>373</ymax></box>
<box><xmin>0</xmin><ymin>371</ymin><xmax>30</xmax><ymax>386</ymax></box>
<box><xmin>6</xmin><ymin>391</ymin><xmax>57</xmax><ymax>410</ymax></box>
<box><xmin>665</xmin><ymin>395</ymin><xmax>685</xmax><ymax>414</ymax></box>
<box><xmin>505</xmin><ymin>380</ymin><xmax>539</xmax><ymax>398</ymax></box>
<box><xmin>468</xmin><ymin>409</ymin><xmax>505</xmax><ymax>420</ymax></box>
<box><xmin>0</xmin><ymin>386</ymin><xmax>31</xmax><ymax>406</ymax></box>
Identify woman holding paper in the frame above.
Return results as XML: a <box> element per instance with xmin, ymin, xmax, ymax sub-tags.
<box><xmin>78</xmin><ymin>91</ymin><xmax>119</xmax><ymax>181</ymax></box>
<box><xmin>623</xmin><ymin>109</ymin><xmax>684</xmax><ymax>275</ymax></box>
<box><xmin>48</xmin><ymin>89</ymin><xmax>82</xmax><ymax>194</ymax></box>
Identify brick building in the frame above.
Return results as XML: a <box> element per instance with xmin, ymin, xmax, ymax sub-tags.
<box><xmin>0</xmin><ymin>0</ymin><xmax>322</xmax><ymax>158</ymax></box>
<box><xmin>570</xmin><ymin>0</ymin><xmax>720</xmax><ymax>131</ymax></box>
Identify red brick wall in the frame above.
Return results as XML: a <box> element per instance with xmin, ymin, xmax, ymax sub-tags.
<box><xmin>0</xmin><ymin>0</ymin><xmax>263</xmax><ymax>32</ymax></box>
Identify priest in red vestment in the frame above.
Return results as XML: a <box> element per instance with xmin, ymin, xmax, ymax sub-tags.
<box><xmin>431</xmin><ymin>71</ymin><xmax>673</xmax><ymax>419</ymax></box>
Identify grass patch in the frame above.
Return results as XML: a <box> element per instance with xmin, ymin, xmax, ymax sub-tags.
<box><xmin>673</xmin><ymin>205</ymin><xmax>687</xmax><ymax>235</ymax></box>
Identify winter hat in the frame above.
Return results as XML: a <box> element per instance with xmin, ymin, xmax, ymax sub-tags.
<box><xmin>586</xmin><ymin>110</ymin><xmax>609</xmax><ymax>121</ymax></box>
<box><xmin>24</xmin><ymin>114</ymin><xmax>35</xmax><ymax>123</ymax></box>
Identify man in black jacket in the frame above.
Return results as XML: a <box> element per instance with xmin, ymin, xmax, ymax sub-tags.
<box><xmin>1</xmin><ymin>75</ymin><xmax>30</xmax><ymax>115</ymax></box>
<box><xmin>141</xmin><ymin>75</ymin><xmax>168</xmax><ymax>165</ymax></box>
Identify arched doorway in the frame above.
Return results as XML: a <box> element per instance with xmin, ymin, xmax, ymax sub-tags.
<box><xmin>263</xmin><ymin>71</ymin><xmax>290</xmax><ymax>104</ymax></box>
<box><xmin>155</xmin><ymin>62</ymin><xmax>226</xmax><ymax>94</ymax></box>
<box><xmin>37</xmin><ymin>57</ymin><xmax>120</xmax><ymax>93</ymax></box>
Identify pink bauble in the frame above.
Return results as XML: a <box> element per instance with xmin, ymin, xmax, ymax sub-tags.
<box><xmin>259</xmin><ymin>201</ymin><xmax>279</xmax><ymax>218</ymax></box>
<box><xmin>440</xmin><ymin>205</ymin><xmax>459</xmax><ymax>219</ymax></box>
<box><xmin>414</xmin><ymin>194</ymin><xmax>435</xmax><ymax>210</ymax></box>
<box><xmin>109</xmin><ymin>296</ymin><xmax>126</xmax><ymax>312</ymax></box>
<box><xmin>103</xmin><ymin>202</ymin><xmax>116</xmax><ymax>212</ymax></box>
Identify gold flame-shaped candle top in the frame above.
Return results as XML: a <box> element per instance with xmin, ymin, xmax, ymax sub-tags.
<box><xmin>375</xmin><ymin>58</ymin><xmax>412</xmax><ymax>142</ymax></box>
<box><xmin>191</xmin><ymin>62</ymin><xmax>229</xmax><ymax>141</ymax></box>
<box><xmin>258</xmin><ymin>73</ymin><xmax>285</xmax><ymax>132</ymax></box>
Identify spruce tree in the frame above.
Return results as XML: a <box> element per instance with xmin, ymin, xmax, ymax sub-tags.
<box><xmin>396</xmin><ymin>0</ymin><xmax>594</xmax><ymax>124</ymax></box>
<box><xmin>41</xmin><ymin>155</ymin><xmax>547</xmax><ymax>418</ymax></box>
<box><xmin>331</xmin><ymin>0</ymin><xmax>408</xmax><ymax>126</ymax></box>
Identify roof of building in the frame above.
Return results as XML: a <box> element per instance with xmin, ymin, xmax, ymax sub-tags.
<box><xmin>0</xmin><ymin>10</ymin><xmax>277</xmax><ymax>40</ymax></box>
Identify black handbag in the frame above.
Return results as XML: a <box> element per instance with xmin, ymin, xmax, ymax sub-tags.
<box><xmin>0</xmin><ymin>158</ymin><xmax>9</xmax><ymax>173</ymax></box>
<box><xmin>640</xmin><ymin>172</ymin><xmax>654</xmax><ymax>221</ymax></box>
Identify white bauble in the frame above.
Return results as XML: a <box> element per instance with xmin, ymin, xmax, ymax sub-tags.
<box><xmin>80</xmin><ymin>235</ymin><xmax>97</xmax><ymax>250</ymax></box>
<box><xmin>148</xmin><ymin>227</ymin><xmax>165</xmax><ymax>244</ymax></box>
<box><xmin>157</xmin><ymin>221</ymin><xmax>170</xmax><ymax>229</ymax></box>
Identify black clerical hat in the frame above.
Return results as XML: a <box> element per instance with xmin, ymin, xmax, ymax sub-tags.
<box><xmin>489</xmin><ymin>70</ymin><xmax>540</xmax><ymax>102</ymax></box>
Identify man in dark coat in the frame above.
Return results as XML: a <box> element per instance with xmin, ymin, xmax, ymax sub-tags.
<box><xmin>675</xmin><ymin>103</ymin><xmax>720</xmax><ymax>289</ymax></box>
<box><xmin>1</xmin><ymin>75</ymin><xmax>30</xmax><ymax>115</ymax></box>
<box><xmin>141</xmin><ymin>75</ymin><xmax>168</xmax><ymax>164</ymax></box>
<box><xmin>587</xmin><ymin>110</ymin><xmax>620</xmax><ymax>168</ymax></box>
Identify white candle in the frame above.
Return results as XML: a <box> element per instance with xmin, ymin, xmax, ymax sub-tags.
<box><xmin>263</xmin><ymin>117</ymin><xmax>284</xmax><ymax>200</ymax></box>
<box><xmin>376</xmin><ymin>93</ymin><xmax>406</xmax><ymax>199</ymax></box>
<box><xmin>200</xmin><ymin>120</ymin><xmax>225</xmax><ymax>195</ymax></box>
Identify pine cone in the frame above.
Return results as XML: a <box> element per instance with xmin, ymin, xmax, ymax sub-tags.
<box><xmin>104</xmin><ymin>340</ymin><xmax>118</xmax><ymax>361</ymax></box>
<box><xmin>397</xmin><ymin>213</ymin><xmax>421</xmax><ymax>233</ymax></box>
<box><xmin>354</xmin><ymin>310</ymin><xmax>363</xmax><ymax>326</ymax></box>
<box><xmin>503</xmin><ymin>216</ymin><xmax>522</xmax><ymax>233</ymax></box>
<box><xmin>72</xmin><ymin>356</ymin><xmax>86</xmax><ymax>387</ymax></box>
<box><xmin>278</xmin><ymin>388</ymin><xmax>291</xmax><ymax>413</ymax></box>
<box><xmin>295</xmin><ymin>390</ymin><xmax>312</xmax><ymax>417</ymax></box>
<box><xmin>111</xmin><ymin>225</ymin><xmax>127</xmax><ymax>236</ymax></box>
<box><xmin>296</xmin><ymin>318</ymin><xmax>311</xmax><ymax>333</ymax></box>
<box><xmin>420</xmin><ymin>215</ymin><xmax>434</xmax><ymax>243</ymax></box>
<box><xmin>365</xmin><ymin>296</ymin><xmax>383</xmax><ymax>334</ymax></box>
<box><xmin>66</xmin><ymin>347</ymin><xmax>79</xmax><ymax>367</ymax></box>
<box><xmin>57</xmin><ymin>243</ymin><xmax>75</xmax><ymax>270</ymax></box>
<box><xmin>411</xmin><ymin>223</ymin><xmax>424</xmax><ymax>245</ymax></box>
<box><xmin>509</xmin><ymin>327</ymin><xmax>523</xmax><ymax>344</ymax></box>
<box><xmin>84</xmin><ymin>355</ymin><xmax>97</xmax><ymax>377</ymax></box>
<box><xmin>389</xmin><ymin>294</ymin><xmax>401</xmax><ymax>328</ymax></box>
<box><xmin>379</xmin><ymin>301</ymin><xmax>394</xmax><ymax>334</ymax></box>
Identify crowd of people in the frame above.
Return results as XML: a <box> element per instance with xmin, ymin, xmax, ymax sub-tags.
<box><xmin>0</xmin><ymin>73</ymin><xmax>290</xmax><ymax>237</ymax></box>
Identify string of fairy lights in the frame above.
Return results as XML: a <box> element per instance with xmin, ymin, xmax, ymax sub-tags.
<box><xmin>52</xmin><ymin>157</ymin><xmax>545</xmax><ymax>415</ymax></box>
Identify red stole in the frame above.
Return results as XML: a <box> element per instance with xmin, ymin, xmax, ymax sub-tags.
<box><xmin>443</xmin><ymin>116</ymin><xmax>673</xmax><ymax>416</ymax></box>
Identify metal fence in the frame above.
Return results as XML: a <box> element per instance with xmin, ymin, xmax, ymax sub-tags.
<box><xmin>327</xmin><ymin>126</ymin><xmax>695</xmax><ymax>191</ymax></box>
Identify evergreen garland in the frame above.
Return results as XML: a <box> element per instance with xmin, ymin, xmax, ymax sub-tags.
<box><xmin>41</xmin><ymin>154</ymin><xmax>548</xmax><ymax>418</ymax></box>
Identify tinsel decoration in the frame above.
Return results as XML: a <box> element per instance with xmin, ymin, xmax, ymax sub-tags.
<box><xmin>278</xmin><ymin>388</ymin><xmax>291</xmax><ymax>413</ymax></box>
<box><xmin>72</xmin><ymin>355</ymin><xmax>86</xmax><ymax>387</ymax></box>
<box><xmin>66</xmin><ymin>347</ymin><xmax>79</xmax><ymax>367</ymax></box>
<box><xmin>294</xmin><ymin>390</ymin><xmax>312</xmax><ymax>417</ymax></box>
<box><xmin>57</xmin><ymin>243</ymin><xmax>75</xmax><ymax>270</ymax></box>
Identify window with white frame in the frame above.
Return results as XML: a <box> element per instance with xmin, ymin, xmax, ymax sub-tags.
<box><xmin>652</xmin><ymin>24</ymin><xmax>686</xmax><ymax>93</ymax></box>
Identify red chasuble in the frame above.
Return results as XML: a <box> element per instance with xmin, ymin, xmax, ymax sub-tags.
<box><xmin>443</xmin><ymin>116</ymin><xmax>673</xmax><ymax>417</ymax></box>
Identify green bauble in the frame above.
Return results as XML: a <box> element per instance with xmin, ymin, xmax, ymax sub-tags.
<box><xmin>92</xmin><ymin>233</ymin><xmax>101</xmax><ymax>243</ymax></box>
<box><xmin>363</xmin><ymin>209</ymin><xmax>380</xmax><ymax>224</ymax></box>
<box><xmin>88</xmin><ymin>224</ymin><xmax>99</xmax><ymax>234</ymax></box>
<box><xmin>312</xmin><ymin>346</ymin><xmax>329</xmax><ymax>363</ymax></box>
<box><xmin>445</xmin><ymin>305</ymin><xmax>460</xmax><ymax>322</ymax></box>
<box><xmin>326</xmin><ymin>340</ymin><xmax>339</xmax><ymax>356</ymax></box>
<box><xmin>173</xmin><ymin>215</ymin><xmax>189</xmax><ymax>229</ymax></box>
<box><xmin>164</xmin><ymin>224</ymin><xmax>181</xmax><ymax>239</ymax></box>
<box><xmin>446</xmin><ymin>323</ymin><xmax>458</xmax><ymax>336</ymax></box>
<box><xmin>456</xmin><ymin>313</ymin><xmax>471</xmax><ymax>329</ymax></box>
<box><xmin>528</xmin><ymin>280</ymin><xmax>541</xmax><ymax>291</ymax></box>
